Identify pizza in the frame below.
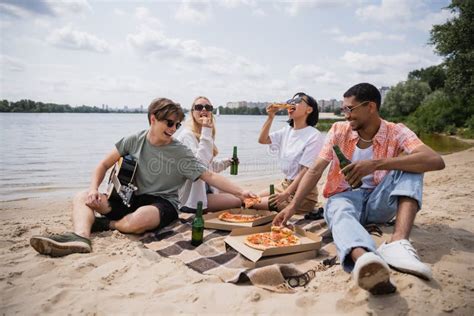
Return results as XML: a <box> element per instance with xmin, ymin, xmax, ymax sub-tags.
<box><xmin>243</xmin><ymin>196</ymin><xmax>261</xmax><ymax>209</ymax></box>
<box><xmin>218</xmin><ymin>211</ymin><xmax>264</xmax><ymax>223</ymax></box>
<box><xmin>271</xmin><ymin>103</ymin><xmax>290</xmax><ymax>109</ymax></box>
<box><xmin>244</xmin><ymin>226</ymin><xmax>301</xmax><ymax>250</ymax></box>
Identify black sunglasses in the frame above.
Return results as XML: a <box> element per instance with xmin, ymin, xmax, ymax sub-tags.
<box><xmin>193</xmin><ymin>103</ymin><xmax>214</xmax><ymax>112</ymax></box>
<box><xmin>163</xmin><ymin>119</ymin><xmax>182</xmax><ymax>129</ymax></box>
<box><xmin>286</xmin><ymin>96</ymin><xmax>309</xmax><ymax>106</ymax></box>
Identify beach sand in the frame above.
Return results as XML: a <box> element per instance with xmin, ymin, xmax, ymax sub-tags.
<box><xmin>1</xmin><ymin>147</ymin><xmax>473</xmax><ymax>315</ymax></box>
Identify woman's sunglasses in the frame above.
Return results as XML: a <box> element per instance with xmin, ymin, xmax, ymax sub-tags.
<box><xmin>163</xmin><ymin>119</ymin><xmax>182</xmax><ymax>129</ymax></box>
<box><xmin>286</xmin><ymin>96</ymin><xmax>309</xmax><ymax>106</ymax></box>
<box><xmin>193</xmin><ymin>104</ymin><xmax>214</xmax><ymax>112</ymax></box>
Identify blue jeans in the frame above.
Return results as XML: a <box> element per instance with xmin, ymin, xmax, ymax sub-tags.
<box><xmin>324</xmin><ymin>170</ymin><xmax>424</xmax><ymax>272</ymax></box>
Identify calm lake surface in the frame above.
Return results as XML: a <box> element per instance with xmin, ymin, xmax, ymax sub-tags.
<box><xmin>0</xmin><ymin>113</ymin><xmax>470</xmax><ymax>202</ymax></box>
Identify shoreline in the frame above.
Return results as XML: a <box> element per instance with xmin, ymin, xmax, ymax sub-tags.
<box><xmin>1</xmin><ymin>147</ymin><xmax>473</xmax><ymax>314</ymax></box>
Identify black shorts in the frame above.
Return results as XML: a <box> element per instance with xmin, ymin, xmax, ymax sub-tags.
<box><xmin>106</xmin><ymin>194</ymin><xmax>178</xmax><ymax>229</ymax></box>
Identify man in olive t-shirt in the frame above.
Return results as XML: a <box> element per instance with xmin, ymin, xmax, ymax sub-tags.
<box><xmin>30</xmin><ymin>98</ymin><xmax>254</xmax><ymax>257</ymax></box>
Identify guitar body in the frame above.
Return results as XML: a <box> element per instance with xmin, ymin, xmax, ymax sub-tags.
<box><xmin>107</xmin><ymin>155</ymin><xmax>138</xmax><ymax>207</ymax></box>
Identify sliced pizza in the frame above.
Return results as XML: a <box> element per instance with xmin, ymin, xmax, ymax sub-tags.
<box><xmin>243</xmin><ymin>196</ymin><xmax>261</xmax><ymax>209</ymax></box>
<box><xmin>218</xmin><ymin>211</ymin><xmax>264</xmax><ymax>223</ymax></box>
<box><xmin>244</xmin><ymin>226</ymin><xmax>300</xmax><ymax>250</ymax></box>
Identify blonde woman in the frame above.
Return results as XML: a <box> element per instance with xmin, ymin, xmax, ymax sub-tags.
<box><xmin>177</xmin><ymin>96</ymin><xmax>241</xmax><ymax>212</ymax></box>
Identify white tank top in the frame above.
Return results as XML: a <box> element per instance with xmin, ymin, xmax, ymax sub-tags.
<box><xmin>352</xmin><ymin>145</ymin><xmax>376</xmax><ymax>189</ymax></box>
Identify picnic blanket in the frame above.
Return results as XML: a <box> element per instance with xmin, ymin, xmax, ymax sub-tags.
<box><xmin>142</xmin><ymin>214</ymin><xmax>333</xmax><ymax>293</ymax></box>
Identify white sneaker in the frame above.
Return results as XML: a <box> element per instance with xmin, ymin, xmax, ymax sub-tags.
<box><xmin>377</xmin><ymin>239</ymin><xmax>432</xmax><ymax>280</ymax></box>
<box><xmin>353</xmin><ymin>252</ymin><xmax>397</xmax><ymax>295</ymax></box>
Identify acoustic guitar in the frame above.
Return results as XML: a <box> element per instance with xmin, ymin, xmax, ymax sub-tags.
<box><xmin>107</xmin><ymin>155</ymin><xmax>138</xmax><ymax>207</ymax></box>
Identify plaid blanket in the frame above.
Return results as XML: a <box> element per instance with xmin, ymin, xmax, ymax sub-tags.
<box><xmin>142</xmin><ymin>214</ymin><xmax>332</xmax><ymax>293</ymax></box>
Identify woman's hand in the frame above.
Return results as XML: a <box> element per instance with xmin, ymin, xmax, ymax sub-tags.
<box><xmin>199</xmin><ymin>116</ymin><xmax>213</xmax><ymax>128</ymax></box>
<box><xmin>265</xmin><ymin>104</ymin><xmax>279</xmax><ymax>118</ymax></box>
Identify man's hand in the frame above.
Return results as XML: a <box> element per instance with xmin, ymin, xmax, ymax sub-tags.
<box><xmin>272</xmin><ymin>204</ymin><xmax>296</xmax><ymax>227</ymax></box>
<box><xmin>269</xmin><ymin>191</ymin><xmax>291</xmax><ymax>210</ymax></box>
<box><xmin>86</xmin><ymin>189</ymin><xmax>101</xmax><ymax>209</ymax></box>
<box><xmin>341</xmin><ymin>160</ymin><xmax>377</xmax><ymax>188</ymax></box>
<box><xmin>199</xmin><ymin>117</ymin><xmax>213</xmax><ymax>128</ymax></box>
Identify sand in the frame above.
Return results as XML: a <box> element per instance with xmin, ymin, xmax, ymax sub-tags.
<box><xmin>1</xmin><ymin>147</ymin><xmax>473</xmax><ymax>315</ymax></box>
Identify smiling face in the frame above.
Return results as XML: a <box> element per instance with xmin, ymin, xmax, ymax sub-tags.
<box><xmin>192</xmin><ymin>97</ymin><xmax>213</xmax><ymax>124</ymax></box>
<box><xmin>343</xmin><ymin>96</ymin><xmax>371</xmax><ymax>131</ymax></box>
<box><xmin>150</xmin><ymin>113</ymin><xmax>181</xmax><ymax>144</ymax></box>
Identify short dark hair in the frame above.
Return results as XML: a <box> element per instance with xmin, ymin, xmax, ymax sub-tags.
<box><xmin>147</xmin><ymin>98</ymin><xmax>185</xmax><ymax>125</ymax></box>
<box><xmin>288</xmin><ymin>92</ymin><xmax>319</xmax><ymax>127</ymax></box>
<box><xmin>343</xmin><ymin>83</ymin><xmax>381</xmax><ymax>110</ymax></box>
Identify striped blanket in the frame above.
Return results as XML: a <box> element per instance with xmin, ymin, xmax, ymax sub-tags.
<box><xmin>142</xmin><ymin>214</ymin><xmax>333</xmax><ymax>293</ymax></box>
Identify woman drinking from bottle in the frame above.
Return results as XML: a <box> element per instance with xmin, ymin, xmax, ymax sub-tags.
<box><xmin>255</xmin><ymin>92</ymin><xmax>325</xmax><ymax>212</ymax></box>
<box><xmin>177</xmin><ymin>96</ymin><xmax>241</xmax><ymax>213</ymax></box>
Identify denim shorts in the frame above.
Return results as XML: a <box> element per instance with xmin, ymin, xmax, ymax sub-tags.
<box><xmin>106</xmin><ymin>193</ymin><xmax>178</xmax><ymax>229</ymax></box>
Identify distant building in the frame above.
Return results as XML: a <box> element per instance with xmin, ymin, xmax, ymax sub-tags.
<box><xmin>379</xmin><ymin>86</ymin><xmax>390</xmax><ymax>105</ymax></box>
<box><xmin>317</xmin><ymin>99</ymin><xmax>342</xmax><ymax>112</ymax></box>
<box><xmin>226</xmin><ymin>101</ymin><xmax>270</xmax><ymax>109</ymax></box>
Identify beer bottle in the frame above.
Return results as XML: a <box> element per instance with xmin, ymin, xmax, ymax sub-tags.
<box><xmin>191</xmin><ymin>201</ymin><xmax>204</xmax><ymax>246</ymax></box>
<box><xmin>333</xmin><ymin>145</ymin><xmax>362</xmax><ymax>189</ymax></box>
<box><xmin>268</xmin><ymin>184</ymin><xmax>278</xmax><ymax>212</ymax></box>
<box><xmin>230</xmin><ymin>146</ymin><xmax>238</xmax><ymax>175</ymax></box>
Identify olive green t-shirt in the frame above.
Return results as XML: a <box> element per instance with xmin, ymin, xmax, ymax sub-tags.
<box><xmin>115</xmin><ymin>130</ymin><xmax>207</xmax><ymax>210</ymax></box>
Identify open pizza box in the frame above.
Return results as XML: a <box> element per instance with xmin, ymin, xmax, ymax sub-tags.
<box><xmin>224</xmin><ymin>225</ymin><xmax>322</xmax><ymax>268</ymax></box>
<box><xmin>203</xmin><ymin>208</ymin><xmax>276</xmax><ymax>231</ymax></box>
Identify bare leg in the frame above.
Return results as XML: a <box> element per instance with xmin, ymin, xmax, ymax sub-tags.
<box><xmin>110</xmin><ymin>205</ymin><xmax>161</xmax><ymax>234</ymax></box>
<box><xmin>206</xmin><ymin>193</ymin><xmax>241</xmax><ymax>212</ymax></box>
<box><xmin>391</xmin><ymin>197</ymin><xmax>418</xmax><ymax>242</ymax></box>
<box><xmin>72</xmin><ymin>191</ymin><xmax>110</xmax><ymax>239</ymax></box>
<box><xmin>351</xmin><ymin>247</ymin><xmax>368</xmax><ymax>262</ymax></box>
<box><xmin>257</xmin><ymin>188</ymin><xmax>270</xmax><ymax>197</ymax></box>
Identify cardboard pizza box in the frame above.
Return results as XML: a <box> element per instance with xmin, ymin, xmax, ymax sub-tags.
<box><xmin>224</xmin><ymin>225</ymin><xmax>322</xmax><ymax>265</ymax></box>
<box><xmin>203</xmin><ymin>208</ymin><xmax>276</xmax><ymax>231</ymax></box>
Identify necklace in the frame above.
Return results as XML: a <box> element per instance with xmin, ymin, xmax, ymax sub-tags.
<box><xmin>358</xmin><ymin>134</ymin><xmax>373</xmax><ymax>143</ymax></box>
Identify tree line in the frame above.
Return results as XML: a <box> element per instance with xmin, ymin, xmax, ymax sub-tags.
<box><xmin>0</xmin><ymin>99</ymin><xmax>127</xmax><ymax>113</ymax></box>
<box><xmin>381</xmin><ymin>0</ymin><xmax>473</xmax><ymax>138</ymax></box>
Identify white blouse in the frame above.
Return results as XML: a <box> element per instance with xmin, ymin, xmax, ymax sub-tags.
<box><xmin>176</xmin><ymin>127</ymin><xmax>230</xmax><ymax>209</ymax></box>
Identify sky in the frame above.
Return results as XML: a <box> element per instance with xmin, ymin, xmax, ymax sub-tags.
<box><xmin>0</xmin><ymin>0</ymin><xmax>454</xmax><ymax>109</ymax></box>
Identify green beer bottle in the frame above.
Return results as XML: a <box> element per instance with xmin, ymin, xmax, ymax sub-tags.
<box><xmin>333</xmin><ymin>145</ymin><xmax>362</xmax><ymax>189</ymax></box>
<box><xmin>268</xmin><ymin>184</ymin><xmax>278</xmax><ymax>212</ymax></box>
<box><xmin>230</xmin><ymin>146</ymin><xmax>238</xmax><ymax>175</ymax></box>
<box><xmin>191</xmin><ymin>201</ymin><xmax>204</xmax><ymax>246</ymax></box>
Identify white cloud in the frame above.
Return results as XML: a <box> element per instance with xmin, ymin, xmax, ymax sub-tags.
<box><xmin>356</xmin><ymin>0</ymin><xmax>416</xmax><ymax>23</ymax></box>
<box><xmin>252</xmin><ymin>8</ymin><xmax>266</xmax><ymax>17</ymax></box>
<box><xmin>416</xmin><ymin>9</ymin><xmax>456</xmax><ymax>32</ymax></box>
<box><xmin>0</xmin><ymin>0</ymin><xmax>91</xmax><ymax>18</ymax></box>
<box><xmin>219</xmin><ymin>0</ymin><xmax>257</xmax><ymax>9</ymax></box>
<box><xmin>92</xmin><ymin>76</ymin><xmax>148</xmax><ymax>94</ymax></box>
<box><xmin>127</xmin><ymin>26</ymin><xmax>266</xmax><ymax>78</ymax></box>
<box><xmin>279</xmin><ymin>0</ymin><xmax>348</xmax><ymax>16</ymax></box>
<box><xmin>336</xmin><ymin>31</ymin><xmax>405</xmax><ymax>44</ymax></box>
<box><xmin>0</xmin><ymin>55</ymin><xmax>26</xmax><ymax>72</ymax></box>
<box><xmin>341</xmin><ymin>51</ymin><xmax>435</xmax><ymax>76</ymax></box>
<box><xmin>290</xmin><ymin>64</ymin><xmax>338</xmax><ymax>84</ymax></box>
<box><xmin>135</xmin><ymin>7</ymin><xmax>162</xmax><ymax>28</ymax></box>
<box><xmin>47</xmin><ymin>25</ymin><xmax>110</xmax><ymax>53</ymax></box>
<box><xmin>113</xmin><ymin>8</ymin><xmax>125</xmax><ymax>16</ymax></box>
<box><xmin>175</xmin><ymin>0</ymin><xmax>212</xmax><ymax>23</ymax></box>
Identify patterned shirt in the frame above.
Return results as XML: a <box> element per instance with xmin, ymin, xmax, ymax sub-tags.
<box><xmin>319</xmin><ymin>120</ymin><xmax>424</xmax><ymax>198</ymax></box>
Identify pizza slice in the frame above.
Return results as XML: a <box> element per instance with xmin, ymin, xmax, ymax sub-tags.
<box><xmin>218</xmin><ymin>211</ymin><xmax>264</xmax><ymax>223</ymax></box>
<box><xmin>243</xmin><ymin>196</ymin><xmax>261</xmax><ymax>209</ymax></box>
